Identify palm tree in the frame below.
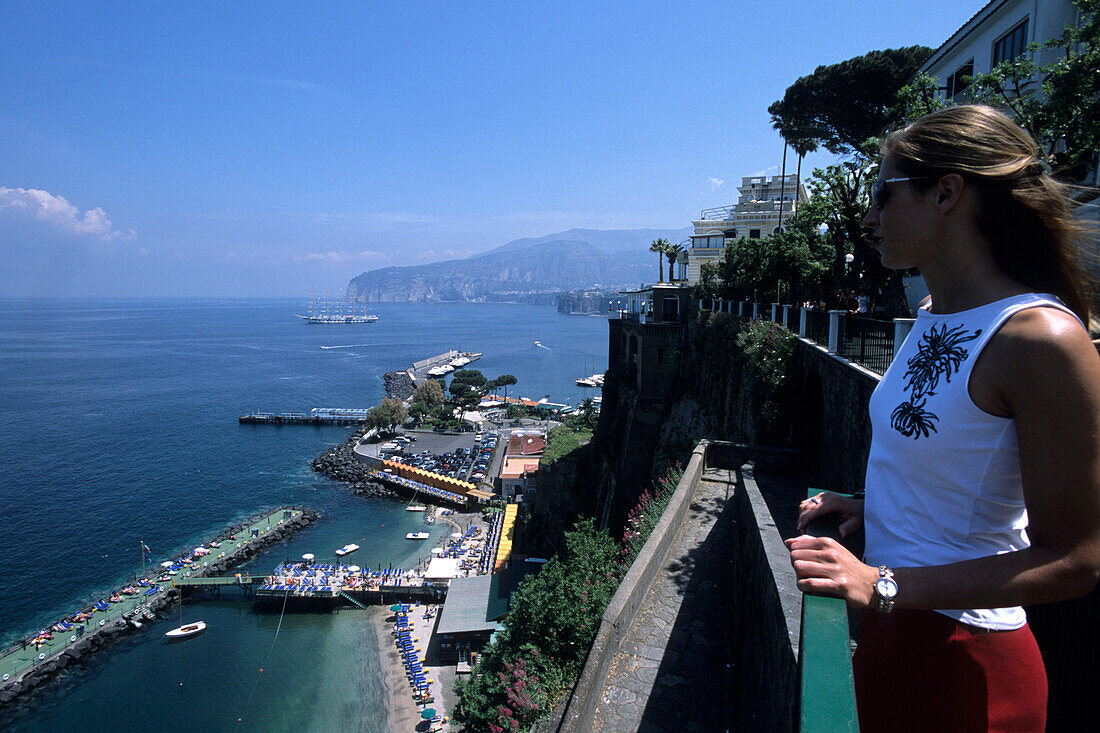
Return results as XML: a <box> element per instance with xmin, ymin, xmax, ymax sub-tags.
<box><xmin>666</xmin><ymin>242</ymin><xmax>685</xmax><ymax>282</ymax></box>
<box><xmin>579</xmin><ymin>397</ymin><xmax>597</xmax><ymax>427</ymax></box>
<box><xmin>649</xmin><ymin>238</ymin><xmax>670</xmax><ymax>283</ymax></box>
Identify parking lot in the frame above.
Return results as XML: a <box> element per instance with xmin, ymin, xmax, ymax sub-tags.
<box><xmin>378</xmin><ymin>429</ymin><xmax>500</xmax><ymax>484</ymax></box>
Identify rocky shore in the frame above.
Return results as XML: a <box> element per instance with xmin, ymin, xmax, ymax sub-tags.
<box><xmin>0</xmin><ymin>507</ymin><xmax>319</xmax><ymax>707</ymax></box>
<box><xmin>384</xmin><ymin>370</ymin><xmax>415</xmax><ymax>400</ymax></box>
<box><xmin>312</xmin><ymin>436</ymin><xmax>398</xmax><ymax>499</ymax></box>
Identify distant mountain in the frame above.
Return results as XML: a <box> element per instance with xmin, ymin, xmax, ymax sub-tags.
<box><xmin>347</xmin><ymin>227</ymin><xmax>691</xmax><ymax>303</ymax></box>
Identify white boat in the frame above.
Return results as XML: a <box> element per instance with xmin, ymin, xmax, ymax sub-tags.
<box><xmin>406</xmin><ymin>532</ymin><xmax>430</xmax><ymax>540</ymax></box>
<box><xmin>534</xmin><ymin>341</ymin><xmax>542</xmax><ymax>347</ymax></box>
<box><xmin>296</xmin><ymin>290</ymin><xmax>379</xmax><ymax>324</ymax></box>
<box><xmin>165</xmin><ymin>621</ymin><xmax>206</xmax><ymax>639</ymax></box>
<box><xmin>335</xmin><ymin>543</ymin><xmax>360</xmax><ymax>557</ymax></box>
<box><xmin>576</xmin><ymin>372</ymin><xmax>604</xmax><ymax>387</ymax></box>
<box><xmin>427</xmin><ymin>364</ymin><xmax>454</xmax><ymax>377</ymax></box>
<box><xmin>406</xmin><ymin>505</ymin><xmax>427</xmax><ymax>512</ymax></box>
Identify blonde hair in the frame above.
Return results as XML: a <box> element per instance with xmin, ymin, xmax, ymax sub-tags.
<box><xmin>883</xmin><ymin>105</ymin><xmax>1094</xmax><ymax>323</ymax></box>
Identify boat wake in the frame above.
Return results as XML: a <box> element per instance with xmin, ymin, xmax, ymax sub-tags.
<box><xmin>320</xmin><ymin>344</ymin><xmax>373</xmax><ymax>350</ymax></box>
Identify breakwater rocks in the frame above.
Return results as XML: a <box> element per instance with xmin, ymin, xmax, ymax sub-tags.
<box><xmin>0</xmin><ymin>506</ymin><xmax>318</xmax><ymax>707</ymax></box>
<box><xmin>384</xmin><ymin>370</ymin><xmax>415</xmax><ymax>400</ymax></box>
<box><xmin>0</xmin><ymin>590</ymin><xmax>179</xmax><ymax>706</ymax></box>
<box><xmin>313</xmin><ymin>438</ymin><xmax>397</xmax><ymax>499</ymax></box>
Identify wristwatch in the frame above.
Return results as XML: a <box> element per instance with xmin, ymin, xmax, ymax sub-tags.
<box><xmin>873</xmin><ymin>565</ymin><xmax>898</xmax><ymax>613</ymax></box>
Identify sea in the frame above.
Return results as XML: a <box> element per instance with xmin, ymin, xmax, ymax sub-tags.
<box><xmin>0</xmin><ymin>298</ymin><xmax>610</xmax><ymax>732</ymax></box>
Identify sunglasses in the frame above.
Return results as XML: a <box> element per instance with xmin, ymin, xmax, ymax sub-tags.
<box><xmin>870</xmin><ymin>176</ymin><xmax>929</xmax><ymax>211</ymax></box>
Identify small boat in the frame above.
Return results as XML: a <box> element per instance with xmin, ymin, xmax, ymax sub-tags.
<box><xmin>406</xmin><ymin>505</ymin><xmax>427</xmax><ymax>512</ymax></box>
<box><xmin>335</xmin><ymin>543</ymin><xmax>360</xmax><ymax>557</ymax></box>
<box><xmin>165</xmin><ymin>621</ymin><xmax>206</xmax><ymax>640</ymax></box>
<box><xmin>406</xmin><ymin>532</ymin><xmax>430</xmax><ymax>540</ymax></box>
<box><xmin>534</xmin><ymin>341</ymin><xmax>542</xmax><ymax>347</ymax></box>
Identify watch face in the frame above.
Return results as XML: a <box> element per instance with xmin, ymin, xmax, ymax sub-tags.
<box><xmin>876</xmin><ymin>577</ymin><xmax>898</xmax><ymax>599</ymax></box>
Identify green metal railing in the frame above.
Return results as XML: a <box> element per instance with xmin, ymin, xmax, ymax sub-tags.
<box><xmin>799</xmin><ymin>490</ymin><xmax>859</xmax><ymax>732</ymax></box>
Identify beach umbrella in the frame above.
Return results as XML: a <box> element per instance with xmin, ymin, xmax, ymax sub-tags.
<box><xmin>420</xmin><ymin>709</ymin><xmax>437</xmax><ymax>719</ymax></box>
<box><xmin>389</xmin><ymin>603</ymin><xmax>404</xmax><ymax>612</ymax></box>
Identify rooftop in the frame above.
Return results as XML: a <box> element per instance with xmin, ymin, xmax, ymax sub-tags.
<box><xmin>436</xmin><ymin>573</ymin><xmax>500</xmax><ymax>635</ymax></box>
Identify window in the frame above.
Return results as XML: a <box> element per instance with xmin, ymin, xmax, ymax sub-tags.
<box><xmin>749</xmin><ymin>229</ymin><xmax>761</xmax><ymax>239</ymax></box>
<box><xmin>690</xmin><ymin>235</ymin><xmax>723</xmax><ymax>248</ymax></box>
<box><xmin>945</xmin><ymin>59</ymin><xmax>974</xmax><ymax>99</ymax></box>
<box><xmin>993</xmin><ymin>19</ymin><xmax>1029</xmax><ymax>66</ymax></box>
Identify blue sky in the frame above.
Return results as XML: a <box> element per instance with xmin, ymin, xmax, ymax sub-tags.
<box><xmin>0</xmin><ymin>1</ymin><xmax>987</xmax><ymax>297</ymax></box>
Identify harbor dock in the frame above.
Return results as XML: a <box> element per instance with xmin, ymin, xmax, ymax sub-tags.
<box><xmin>0</xmin><ymin>507</ymin><xmax>315</xmax><ymax>702</ymax></box>
<box><xmin>239</xmin><ymin>407</ymin><xmax>370</xmax><ymax>425</ymax></box>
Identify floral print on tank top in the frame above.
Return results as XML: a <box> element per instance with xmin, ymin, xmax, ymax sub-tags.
<box><xmin>890</xmin><ymin>323</ymin><xmax>982</xmax><ymax>439</ymax></box>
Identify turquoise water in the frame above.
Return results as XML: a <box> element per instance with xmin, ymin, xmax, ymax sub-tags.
<box><xmin>0</xmin><ymin>298</ymin><xmax>609</xmax><ymax>731</ymax></box>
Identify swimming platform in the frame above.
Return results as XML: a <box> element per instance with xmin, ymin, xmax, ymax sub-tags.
<box><xmin>0</xmin><ymin>508</ymin><xmax>309</xmax><ymax>694</ymax></box>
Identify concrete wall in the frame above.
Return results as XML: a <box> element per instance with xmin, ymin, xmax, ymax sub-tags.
<box><xmin>544</xmin><ymin>442</ymin><xmax>801</xmax><ymax>732</ymax></box>
<box><xmin>791</xmin><ymin>339</ymin><xmax>880</xmax><ymax>493</ymax></box>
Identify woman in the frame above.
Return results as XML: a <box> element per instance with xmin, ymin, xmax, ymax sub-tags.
<box><xmin>788</xmin><ymin>105</ymin><xmax>1100</xmax><ymax>731</ymax></box>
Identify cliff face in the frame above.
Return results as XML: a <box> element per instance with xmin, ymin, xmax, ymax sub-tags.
<box><xmin>347</xmin><ymin>240</ymin><xmax>650</xmax><ymax>303</ymax></box>
<box><xmin>534</xmin><ymin>313</ymin><xmax>833</xmax><ymax>537</ymax></box>
<box><xmin>346</xmin><ymin>226</ymin><xmax>690</xmax><ymax>304</ymax></box>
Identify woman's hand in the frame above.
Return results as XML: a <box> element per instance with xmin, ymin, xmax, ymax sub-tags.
<box><xmin>785</xmin><ymin>535</ymin><xmax>879</xmax><ymax>608</ymax></box>
<box><xmin>796</xmin><ymin>491</ymin><xmax>864</xmax><ymax>537</ymax></box>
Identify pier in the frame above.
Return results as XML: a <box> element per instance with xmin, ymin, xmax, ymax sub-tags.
<box><xmin>0</xmin><ymin>507</ymin><xmax>315</xmax><ymax>702</ymax></box>
<box><xmin>239</xmin><ymin>407</ymin><xmax>370</xmax><ymax>425</ymax></box>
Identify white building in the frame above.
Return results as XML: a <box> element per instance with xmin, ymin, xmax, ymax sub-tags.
<box><xmin>915</xmin><ymin>0</ymin><xmax>1098</xmax><ymax>232</ymax></box>
<box><xmin>914</xmin><ymin>0</ymin><xmax>1080</xmax><ymax>103</ymax></box>
<box><xmin>686</xmin><ymin>174</ymin><xmax>807</xmax><ymax>284</ymax></box>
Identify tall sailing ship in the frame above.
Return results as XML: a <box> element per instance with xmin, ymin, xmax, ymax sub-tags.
<box><xmin>296</xmin><ymin>290</ymin><xmax>379</xmax><ymax>324</ymax></box>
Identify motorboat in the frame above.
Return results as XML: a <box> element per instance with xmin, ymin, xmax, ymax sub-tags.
<box><xmin>165</xmin><ymin>621</ymin><xmax>206</xmax><ymax>640</ymax></box>
<box><xmin>406</xmin><ymin>532</ymin><xmax>430</xmax><ymax>540</ymax></box>
<box><xmin>406</xmin><ymin>505</ymin><xmax>427</xmax><ymax>512</ymax></box>
<box><xmin>335</xmin><ymin>544</ymin><xmax>360</xmax><ymax>557</ymax></box>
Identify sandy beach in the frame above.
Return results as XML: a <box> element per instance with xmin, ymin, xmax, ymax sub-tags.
<box><xmin>373</xmin><ymin>604</ymin><xmax>454</xmax><ymax>732</ymax></box>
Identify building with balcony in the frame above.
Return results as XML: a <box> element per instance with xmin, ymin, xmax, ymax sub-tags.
<box><xmin>609</xmin><ymin>283</ymin><xmax>693</xmax><ymax>394</ymax></box>
<box><xmin>686</xmin><ymin>174</ymin><xmax>808</xmax><ymax>284</ymax></box>
<box><xmin>500</xmin><ymin>430</ymin><xmax>545</xmax><ymax>502</ymax></box>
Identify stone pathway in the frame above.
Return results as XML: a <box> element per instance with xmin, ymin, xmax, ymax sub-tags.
<box><xmin>591</xmin><ymin>470</ymin><xmax>739</xmax><ymax>732</ymax></box>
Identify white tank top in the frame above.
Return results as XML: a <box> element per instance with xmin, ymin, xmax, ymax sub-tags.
<box><xmin>864</xmin><ymin>292</ymin><xmax>1080</xmax><ymax>630</ymax></box>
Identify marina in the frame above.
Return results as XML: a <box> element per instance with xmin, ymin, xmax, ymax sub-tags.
<box><xmin>1</xmin><ymin>299</ymin><xmax>611</xmax><ymax>730</ymax></box>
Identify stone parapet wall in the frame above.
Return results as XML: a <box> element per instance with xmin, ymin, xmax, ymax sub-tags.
<box><xmin>542</xmin><ymin>441</ymin><xmax>802</xmax><ymax>731</ymax></box>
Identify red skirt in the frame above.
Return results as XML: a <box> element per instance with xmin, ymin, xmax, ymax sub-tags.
<box><xmin>853</xmin><ymin>609</ymin><xmax>1046</xmax><ymax>732</ymax></box>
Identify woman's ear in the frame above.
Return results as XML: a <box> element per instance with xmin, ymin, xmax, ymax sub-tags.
<box><xmin>935</xmin><ymin>173</ymin><xmax>966</xmax><ymax>212</ymax></box>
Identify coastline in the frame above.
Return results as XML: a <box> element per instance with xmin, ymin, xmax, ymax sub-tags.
<box><xmin>373</xmin><ymin>605</ymin><xmax>455</xmax><ymax>732</ymax></box>
<box><xmin>0</xmin><ymin>507</ymin><xmax>319</xmax><ymax>706</ymax></box>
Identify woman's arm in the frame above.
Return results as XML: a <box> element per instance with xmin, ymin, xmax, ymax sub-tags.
<box><xmin>788</xmin><ymin>307</ymin><xmax>1100</xmax><ymax>610</ymax></box>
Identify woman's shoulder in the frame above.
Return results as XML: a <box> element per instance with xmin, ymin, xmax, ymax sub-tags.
<box><xmin>986</xmin><ymin>305</ymin><xmax>1099</xmax><ymax>399</ymax></box>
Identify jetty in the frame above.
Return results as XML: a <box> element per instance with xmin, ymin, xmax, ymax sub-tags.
<box><xmin>239</xmin><ymin>407</ymin><xmax>370</xmax><ymax>425</ymax></box>
<box><xmin>0</xmin><ymin>507</ymin><xmax>317</xmax><ymax>704</ymax></box>
<box><xmin>255</xmin><ymin>508</ymin><xmax>508</xmax><ymax>609</ymax></box>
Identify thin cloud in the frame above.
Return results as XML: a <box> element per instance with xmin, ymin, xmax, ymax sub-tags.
<box><xmin>708</xmin><ymin>176</ymin><xmax>725</xmax><ymax>191</ymax></box>
<box><xmin>0</xmin><ymin>186</ymin><xmax>135</xmax><ymax>241</ymax></box>
<box><xmin>294</xmin><ymin>250</ymin><xmax>386</xmax><ymax>264</ymax></box>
